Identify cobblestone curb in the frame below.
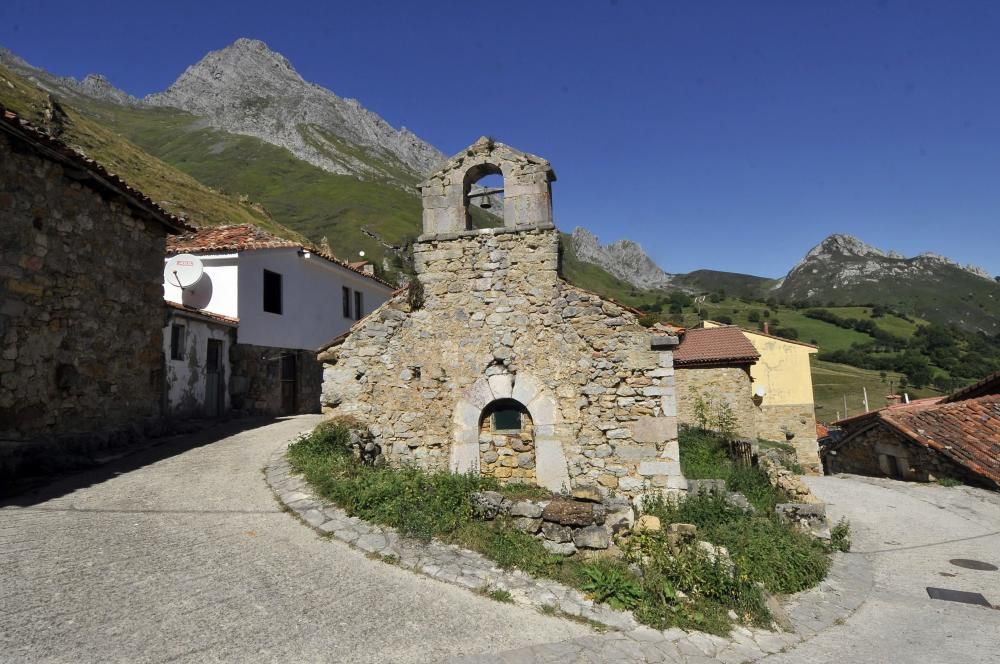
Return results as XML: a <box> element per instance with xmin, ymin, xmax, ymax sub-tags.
<box><xmin>265</xmin><ymin>443</ymin><xmax>874</xmax><ymax>662</ymax></box>
<box><xmin>265</xmin><ymin>446</ymin><xmax>638</xmax><ymax>630</ymax></box>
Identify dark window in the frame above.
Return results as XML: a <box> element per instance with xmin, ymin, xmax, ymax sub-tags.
<box><xmin>342</xmin><ymin>286</ymin><xmax>351</xmax><ymax>318</ymax></box>
<box><xmin>170</xmin><ymin>324</ymin><xmax>185</xmax><ymax>360</ymax></box>
<box><xmin>354</xmin><ymin>290</ymin><xmax>364</xmax><ymax>321</ymax></box>
<box><xmin>263</xmin><ymin>270</ymin><xmax>282</xmax><ymax>314</ymax></box>
<box><xmin>492</xmin><ymin>406</ymin><xmax>522</xmax><ymax>432</ymax></box>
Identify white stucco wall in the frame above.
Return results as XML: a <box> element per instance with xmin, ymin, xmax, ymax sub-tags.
<box><xmin>236</xmin><ymin>248</ymin><xmax>392</xmax><ymax>350</ymax></box>
<box><xmin>164</xmin><ymin>249</ymin><xmax>392</xmax><ymax>351</ymax></box>
<box><xmin>163</xmin><ymin>313</ymin><xmax>233</xmax><ymax>417</ymax></box>
<box><xmin>163</xmin><ymin>254</ymin><xmax>239</xmax><ymax>319</ymax></box>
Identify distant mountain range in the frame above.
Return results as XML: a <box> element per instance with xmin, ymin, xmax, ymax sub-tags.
<box><xmin>2</xmin><ymin>39</ymin><xmax>997</xmax><ymax>332</ymax></box>
<box><xmin>571</xmin><ymin>229</ymin><xmax>1000</xmax><ymax>333</ymax></box>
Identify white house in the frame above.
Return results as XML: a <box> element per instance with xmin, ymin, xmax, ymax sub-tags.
<box><xmin>162</xmin><ymin>224</ymin><xmax>395</xmax><ymax>416</ymax></box>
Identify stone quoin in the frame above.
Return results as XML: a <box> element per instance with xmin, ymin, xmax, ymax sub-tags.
<box><xmin>318</xmin><ymin>138</ymin><xmax>684</xmax><ymax>500</ymax></box>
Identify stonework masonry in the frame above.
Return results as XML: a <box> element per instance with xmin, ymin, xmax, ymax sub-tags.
<box><xmin>674</xmin><ymin>366</ymin><xmax>756</xmax><ymax>439</ymax></box>
<box><xmin>231</xmin><ymin>344</ymin><xmax>322</xmax><ymax>416</ymax></box>
<box><xmin>320</xmin><ymin>139</ymin><xmax>683</xmax><ymax>500</ymax></box>
<box><xmin>755</xmin><ymin>404</ymin><xmax>821</xmax><ymax>472</ymax></box>
<box><xmin>825</xmin><ymin>424</ymin><xmax>981</xmax><ymax>486</ymax></box>
<box><xmin>0</xmin><ymin>127</ymin><xmax>172</xmax><ymax>477</ymax></box>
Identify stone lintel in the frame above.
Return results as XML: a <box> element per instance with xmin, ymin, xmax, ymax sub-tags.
<box><xmin>650</xmin><ymin>335</ymin><xmax>680</xmax><ymax>350</ymax></box>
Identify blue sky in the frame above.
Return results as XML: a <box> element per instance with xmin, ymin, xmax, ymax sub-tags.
<box><xmin>2</xmin><ymin>1</ymin><xmax>999</xmax><ymax>278</ymax></box>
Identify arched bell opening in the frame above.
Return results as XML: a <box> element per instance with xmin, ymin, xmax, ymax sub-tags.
<box><xmin>478</xmin><ymin>398</ymin><xmax>535</xmax><ymax>482</ymax></box>
<box><xmin>462</xmin><ymin>161</ymin><xmax>505</xmax><ymax>230</ymax></box>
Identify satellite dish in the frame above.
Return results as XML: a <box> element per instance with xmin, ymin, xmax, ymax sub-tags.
<box><xmin>165</xmin><ymin>254</ymin><xmax>204</xmax><ymax>289</ymax></box>
<box><xmin>754</xmin><ymin>385</ymin><xmax>767</xmax><ymax>398</ymax></box>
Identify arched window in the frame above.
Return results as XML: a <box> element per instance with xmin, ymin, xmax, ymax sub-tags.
<box><xmin>481</xmin><ymin>398</ymin><xmax>529</xmax><ymax>433</ymax></box>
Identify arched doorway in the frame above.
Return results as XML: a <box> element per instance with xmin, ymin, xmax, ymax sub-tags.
<box><xmin>479</xmin><ymin>398</ymin><xmax>534</xmax><ymax>482</ymax></box>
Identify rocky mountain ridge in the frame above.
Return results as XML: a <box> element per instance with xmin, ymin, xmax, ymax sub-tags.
<box><xmin>569</xmin><ymin>227</ymin><xmax>676</xmax><ymax>290</ymax></box>
<box><xmin>1</xmin><ymin>39</ymin><xmax>446</xmax><ymax>182</ymax></box>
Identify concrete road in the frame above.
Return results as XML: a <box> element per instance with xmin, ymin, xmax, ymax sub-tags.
<box><xmin>764</xmin><ymin>474</ymin><xmax>1000</xmax><ymax>663</ymax></box>
<box><xmin>0</xmin><ymin>416</ymin><xmax>588</xmax><ymax>663</ymax></box>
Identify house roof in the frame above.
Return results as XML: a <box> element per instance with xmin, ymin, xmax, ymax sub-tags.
<box><xmin>0</xmin><ymin>105</ymin><xmax>192</xmax><ymax>234</ymax></box>
<box><xmin>831</xmin><ymin>394</ymin><xmax>1000</xmax><ymax>487</ymax></box>
<box><xmin>674</xmin><ymin>325</ymin><xmax>760</xmax><ymax>367</ymax></box>
<box><xmin>165</xmin><ymin>300</ymin><xmax>239</xmax><ymax>327</ymax></box>
<box><xmin>166</xmin><ymin>224</ymin><xmax>395</xmax><ymax>289</ymax></box>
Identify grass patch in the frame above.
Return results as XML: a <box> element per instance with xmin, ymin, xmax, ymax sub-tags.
<box><xmin>936</xmin><ymin>476</ymin><xmax>962</xmax><ymax>487</ymax></box>
<box><xmin>288</xmin><ymin>422</ymin><xmax>830</xmax><ymax>636</ymax></box>
<box><xmin>481</xmin><ymin>587</ymin><xmax>514</xmax><ymax>603</ymax></box>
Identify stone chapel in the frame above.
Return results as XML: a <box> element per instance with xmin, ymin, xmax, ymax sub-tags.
<box><xmin>318</xmin><ymin>137</ymin><xmax>685</xmax><ymax>500</ymax></box>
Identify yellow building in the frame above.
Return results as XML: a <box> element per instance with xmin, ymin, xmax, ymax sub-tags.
<box><xmin>701</xmin><ymin>321</ymin><xmax>821</xmax><ymax>473</ymax></box>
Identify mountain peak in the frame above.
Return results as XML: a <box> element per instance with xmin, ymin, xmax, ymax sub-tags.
<box><xmin>808</xmin><ymin>234</ymin><xmax>902</xmax><ymax>260</ymax></box>
<box><xmin>570</xmin><ymin>227</ymin><xmax>675</xmax><ymax>290</ymax></box>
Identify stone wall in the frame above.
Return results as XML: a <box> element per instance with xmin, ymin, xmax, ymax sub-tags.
<box><xmin>0</xmin><ymin>130</ymin><xmax>168</xmax><ymax>476</ymax></box>
<box><xmin>825</xmin><ymin>424</ymin><xmax>985</xmax><ymax>487</ymax></box>
<box><xmin>230</xmin><ymin>344</ymin><xmax>322</xmax><ymax>416</ymax></box>
<box><xmin>674</xmin><ymin>366</ymin><xmax>755</xmax><ymax>439</ymax></box>
<box><xmin>321</xmin><ymin>226</ymin><xmax>682</xmax><ymax>500</ymax></box>
<box><xmin>755</xmin><ymin>404</ymin><xmax>821</xmax><ymax>473</ymax></box>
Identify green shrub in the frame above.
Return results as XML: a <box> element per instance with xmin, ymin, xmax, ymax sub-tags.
<box><xmin>579</xmin><ymin>559</ymin><xmax>644</xmax><ymax>610</ymax></box>
<box><xmin>677</xmin><ymin>426</ymin><xmax>731</xmax><ymax>479</ymax></box>
<box><xmin>830</xmin><ymin>517</ymin><xmax>852</xmax><ymax>552</ymax></box>
<box><xmin>708</xmin><ymin>517</ymin><xmax>830</xmax><ymax>594</ymax></box>
<box><xmin>622</xmin><ymin>530</ymin><xmax>770</xmax><ymax>634</ymax></box>
<box><xmin>643</xmin><ymin>490</ymin><xmax>747</xmax><ymax>530</ymax></box>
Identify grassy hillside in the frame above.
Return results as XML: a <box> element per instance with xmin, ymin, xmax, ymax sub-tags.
<box><xmin>0</xmin><ymin>64</ymin><xmax>304</xmax><ymax>241</ymax></box>
<box><xmin>672</xmin><ymin>269</ymin><xmax>774</xmax><ymax>300</ymax></box>
<box><xmin>558</xmin><ymin>233</ymin><xmax>664</xmax><ymax>307</ymax></box>
<box><xmin>811</xmin><ymin>358</ymin><xmax>941</xmax><ymax>424</ymax></box>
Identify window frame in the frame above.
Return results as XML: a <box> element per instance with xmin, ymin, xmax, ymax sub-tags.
<box><xmin>263</xmin><ymin>269</ymin><xmax>283</xmax><ymax>315</ymax></box>
<box><xmin>491</xmin><ymin>406</ymin><xmax>523</xmax><ymax>433</ymax></box>
<box><xmin>170</xmin><ymin>323</ymin><xmax>186</xmax><ymax>361</ymax></box>
<box><xmin>354</xmin><ymin>290</ymin><xmax>364</xmax><ymax>321</ymax></box>
<box><xmin>342</xmin><ymin>286</ymin><xmax>352</xmax><ymax>319</ymax></box>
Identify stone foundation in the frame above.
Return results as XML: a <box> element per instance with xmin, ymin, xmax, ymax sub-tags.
<box><xmin>755</xmin><ymin>403</ymin><xmax>821</xmax><ymax>473</ymax></box>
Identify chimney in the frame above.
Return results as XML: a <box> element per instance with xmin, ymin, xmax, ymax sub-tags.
<box><xmin>763</xmin><ymin>321</ymin><xmax>769</xmax><ymax>335</ymax></box>
<box><xmin>886</xmin><ymin>394</ymin><xmax>902</xmax><ymax>407</ymax></box>
<box><xmin>362</xmin><ymin>263</ymin><xmax>375</xmax><ymax>276</ymax></box>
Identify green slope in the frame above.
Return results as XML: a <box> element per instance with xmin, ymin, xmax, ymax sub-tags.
<box><xmin>0</xmin><ymin>63</ymin><xmax>304</xmax><ymax>242</ymax></box>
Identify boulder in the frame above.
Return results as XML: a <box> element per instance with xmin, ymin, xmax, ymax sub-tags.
<box><xmin>573</xmin><ymin>525</ymin><xmax>611</xmax><ymax>550</ymax></box>
<box><xmin>472</xmin><ymin>491</ymin><xmax>511</xmax><ymax>520</ymax></box>
<box><xmin>512</xmin><ymin>517</ymin><xmax>542</xmax><ymax>534</ymax></box>
<box><xmin>509</xmin><ymin>500</ymin><xmax>543</xmax><ymax>519</ymax></box>
<box><xmin>541</xmin><ymin>522</ymin><xmax>574</xmax><ymax>543</ymax></box>
<box><xmin>634</xmin><ymin>514</ymin><xmax>661</xmax><ymax>532</ymax></box>
<box><xmin>542</xmin><ymin>539</ymin><xmax>577</xmax><ymax>555</ymax></box>
<box><xmin>541</xmin><ymin>499</ymin><xmax>594</xmax><ymax>527</ymax></box>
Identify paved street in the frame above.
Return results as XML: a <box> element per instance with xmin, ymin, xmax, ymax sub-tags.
<box><xmin>0</xmin><ymin>416</ymin><xmax>588</xmax><ymax>663</ymax></box>
<box><xmin>763</xmin><ymin>474</ymin><xmax>1000</xmax><ymax>663</ymax></box>
<box><xmin>4</xmin><ymin>418</ymin><xmax>999</xmax><ymax>664</ymax></box>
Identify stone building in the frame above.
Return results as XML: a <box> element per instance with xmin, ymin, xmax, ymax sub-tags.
<box><xmin>673</xmin><ymin>325</ymin><xmax>759</xmax><ymax>440</ymax></box>
<box><xmin>0</xmin><ymin>106</ymin><xmax>187</xmax><ymax>479</ymax></box>
<box><xmin>699</xmin><ymin>321</ymin><xmax>821</xmax><ymax>472</ymax></box>
<box><xmin>824</xmin><ymin>371</ymin><xmax>1000</xmax><ymax>489</ymax></box>
<box><xmin>320</xmin><ymin>137</ymin><xmax>683</xmax><ymax>499</ymax></box>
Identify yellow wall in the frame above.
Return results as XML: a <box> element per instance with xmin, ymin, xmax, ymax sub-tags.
<box><xmin>702</xmin><ymin>321</ymin><xmax>817</xmax><ymax>406</ymax></box>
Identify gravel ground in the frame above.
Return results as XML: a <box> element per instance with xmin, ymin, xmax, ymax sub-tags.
<box><xmin>0</xmin><ymin>416</ymin><xmax>589</xmax><ymax>663</ymax></box>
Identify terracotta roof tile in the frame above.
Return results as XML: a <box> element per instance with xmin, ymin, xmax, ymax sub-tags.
<box><xmin>674</xmin><ymin>326</ymin><xmax>760</xmax><ymax>367</ymax></box>
<box><xmin>0</xmin><ymin>105</ymin><xmax>192</xmax><ymax>234</ymax></box>
<box><xmin>167</xmin><ymin>224</ymin><xmax>395</xmax><ymax>288</ymax></box>
<box><xmin>881</xmin><ymin>394</ymin><xmax>1000</xmax><ymax>486</ymax></box>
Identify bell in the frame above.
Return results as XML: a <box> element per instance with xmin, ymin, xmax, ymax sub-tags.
<box><xmin>479</xmin><ymin>194</ymin><xmax>492</xmax><ymax>209</ymax></box>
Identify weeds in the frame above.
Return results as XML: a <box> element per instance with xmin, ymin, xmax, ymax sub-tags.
<box><xmin>936</xmin><ymin>476</ymin><xmax>962</xmax><ymax>487</ymax></box>
<box><xmin>481</xmin><ymin>587</ymin><xmax>514</xmax><ymax>603</ymax></box>
<box><xmin>830</xmin><ymin>517</ymin><xmax>852</xmax><ymax>552</ymax></box>
<box><xmin>578</xmin><ymin>559</ymin><xmax>644</xmax><ymax>611</ymax></box>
